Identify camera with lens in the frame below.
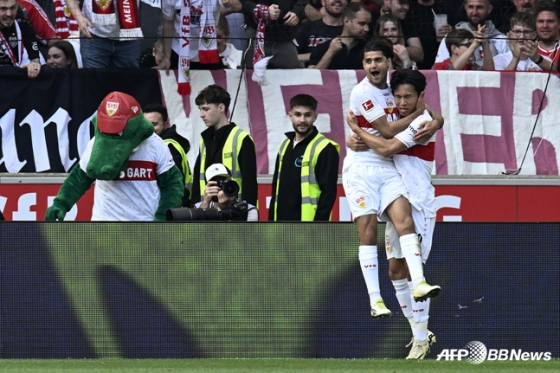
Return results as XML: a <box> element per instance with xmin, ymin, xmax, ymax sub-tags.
<box><xmin>215</xmin><ymin>179</ymin><xmax>239</xmax><ymax>197</ymax></box>
<box><xmin>166</xmin><ymin>200</ymin><xmax>249</xmax><ymax>221</ymax></box>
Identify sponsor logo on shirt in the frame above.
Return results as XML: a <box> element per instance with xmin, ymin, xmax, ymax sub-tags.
<box><xmin>116</xmin><ymin>160</ymin><xmax>157</xmax><ymax>181</ymax></box>
<box><xmin>362</xmin><ymin>100</ymin><xmax>375</xmax><ymax>111</ymax></box>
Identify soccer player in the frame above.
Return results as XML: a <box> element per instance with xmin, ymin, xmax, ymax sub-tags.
<box><xmin>347</xmin><ymin>69</ymin><xmax>439</xmax><ymax>360</ymax></box>
<box><xmin>343</xmin><ymin>37</ymin><xmax>441</xmax><ymax>321</ymax></box>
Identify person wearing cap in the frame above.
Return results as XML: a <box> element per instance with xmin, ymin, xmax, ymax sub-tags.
<box><xmin>45</xmin><ymin>91</ymin><xmax>184</xmax><ymax>221</ymax></box>
<box><xmin>196</xmin><ymin>163</ymin><xmax>259</xmax><ymax>221</ymax></box>
<box><xmin>143</xmin><ymin>103</ymin><xmax>193</xmax><ymax>207</ymax></box>
<box><xmin>269</xmin><ymin>94</ymin><xmax>340</xmax><ymax>221</ymax></box>
<box><xmin>191</xmin><ymin>84</ymin><xmax>258</xmax><ymax>209</ymax></box>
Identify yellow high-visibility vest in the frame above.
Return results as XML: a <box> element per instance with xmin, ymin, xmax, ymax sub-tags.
<box><xmin>274</xmin><ymin>133</ymin><xmax>340</xmax><ymax>221</ymax></box>
<box><xmin>198</xmin><ymin>126</ymin><xmax>252</xmax><ymax>201</ymax></box>
<box><xmin>164</xmin><ymin>138</ymin><xmax>192</xmax><ymax>200</ymax></box>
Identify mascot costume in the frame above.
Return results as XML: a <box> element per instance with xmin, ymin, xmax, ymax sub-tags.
<box><xmin>45</xmin><ymin>92</ymin><xmax>184</xmax><ymax>221</ymax></box>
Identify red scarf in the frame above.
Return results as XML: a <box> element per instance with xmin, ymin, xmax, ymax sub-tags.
<box><xmin>177</xmin><ymin>0</ymin><xmax>220</xmax><ymax>96</ymax></box>
<box><xmin>89</xmin><ymin>0</ymin><xmax>142</xmax><ymax>38</ymax></box>
<box><xmin>178</xmin><ymin>0</ymin><xmax>191</xmax><ymax>95</ymax></box>
<box><xmin>252</xmin><ymin>4</ymin><xmax>270</xmax><ymax>66</ymax></box>
<box><xmin>54</xmin><ymin>0</ymin><xmax>78</xmax><ymax>38</ymax></box>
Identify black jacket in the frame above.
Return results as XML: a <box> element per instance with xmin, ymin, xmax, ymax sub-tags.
<box><xmin>269</xmin><ymin>127</ymin><xmax>339</xmax><ymax>221</ymax></box>
<box><xmin>241</xmin><ymin>0</ymin><xmax>309</xmax><ymax>42</ymax></box>
<box><xmin>191</xmin><ymin>123</ymin><xmax>258</xmax><ymax>206</ymax></box>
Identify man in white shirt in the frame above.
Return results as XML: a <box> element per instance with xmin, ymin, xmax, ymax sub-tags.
<box><xmin>435</xmin><ymin>0</ymin><xmax>509</xmax><ymax>66</ymax></box>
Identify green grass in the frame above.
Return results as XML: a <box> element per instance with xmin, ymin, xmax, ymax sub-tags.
<box><xmin>0</xmin><ymin>359</ymin><xmax>559</xmax><ymax>373</ymax></box>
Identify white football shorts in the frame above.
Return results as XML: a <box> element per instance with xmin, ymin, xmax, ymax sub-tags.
<box><xmin>342</xmin><ymin>162</ymin><xmax>409</xmax><ymax>220</ymax></box>
<box><xmin>385</xmin><ymin>206</ymin><xmax>435</xmax><ymax>263</ymax></box>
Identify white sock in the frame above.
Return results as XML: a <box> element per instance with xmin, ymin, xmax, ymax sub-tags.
<box><xmin>392</xmin><ymin>278</ymin><xmax>413</xmax><ymax>319</ymax></box>
<box><xmin>409</xmin><ymin>281</ymin><xmax>430</xmax><ymax>341</ymax></box>
<box><xmin>359</xmin><ymin>245</ymin><xmax>382</xmax><ymax>306</ymax></box>
<box><xmin>400</xmin><ymin>233</ymin><xmax>425</xmax><ymax>287</ymax></box>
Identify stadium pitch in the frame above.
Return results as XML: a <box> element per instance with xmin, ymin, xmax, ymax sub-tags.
<box><xmin>0</xmin><ymin>359</ymin><xmax>559</xmax><ymax>372</ymax></box>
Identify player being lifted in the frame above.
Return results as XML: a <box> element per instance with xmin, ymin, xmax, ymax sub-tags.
<box><xmin>347</xmin><ymin>68</ymin><xmax>440</xmax><ymax>360</ymax></box>
<box><xmin>342</xmin><ymin>37</ymin><xmax>441</xmax><ymax>343</ymax></box>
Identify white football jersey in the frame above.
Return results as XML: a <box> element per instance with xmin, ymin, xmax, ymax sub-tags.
<box><xmin>346</xmin><ymin>77</ymin><xmax>399</xmax><ymax>166</ymax></box>
<box><xmin>80</xmin><ymin>134</ymin><xmax>175</xmax><ymax>221</ymax></box>
<box><xmin>393</xmin><ymin>110</ymin><xmax>437</xmax><ymax>217</ymax></box>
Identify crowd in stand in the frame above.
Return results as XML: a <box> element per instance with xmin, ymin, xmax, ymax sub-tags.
<box><xmin>1</xmin><ymin>0</ymin><xmax>560</xmax><ymax>74</ymax></box>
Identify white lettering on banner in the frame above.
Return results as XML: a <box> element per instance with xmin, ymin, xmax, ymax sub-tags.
<box><xmin>0</xmin><ymin>108</ymin><xmax>92</xmax><ymax>173</ymax></box>
<box><xmin>20</xmin><ymin>110</ymin><xmax>51</xmax><ymax>172</ymax></box>
<box><xmin>435</xmin><ymin>195</ymin><xmax>462</xmax><ymax>222</ymax></box>
<box><xmin>12</xmin><ymin>193</ymin><xmax>37</xmax><ymax>220</ymax></box>
<box><xmin>0</xmin><ymin>109</ymin><xmax>27</xmax><ymax>172</ymax></box>
<box><xmin>159</xmin><ymin>70</ymin><xmax>560</xmax><ymax>176</ymax></box>
<box><xmin>0</xmin><ymin>195</ymin><xmax>7</xmax><ymax>212</ymax></box>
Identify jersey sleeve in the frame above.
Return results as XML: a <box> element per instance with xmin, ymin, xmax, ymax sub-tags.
<box><xmin>350</xmin><ymin>83</ymin><xmax>386</xmax><ymax>123</ymax></box>
<box><xmin>394</xmin><ymin>111</ymin><xmax>433</xmax><ymax>148</ymax></box>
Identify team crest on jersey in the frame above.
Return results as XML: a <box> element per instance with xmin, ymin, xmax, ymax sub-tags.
<box><xmin>106</xmin><ymin>101</ymin><xmax>119</xmax><ymax>116</ymax></box>
<box><xmin>362</xmin><ymin>100</ymin><xmax>375</xmax><ymax>112</ymax></box>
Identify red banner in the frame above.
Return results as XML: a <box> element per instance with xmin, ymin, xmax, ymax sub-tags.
<box><xmin>1</xmin><ymin>182</ymin><xmax>559</xmax><ymax>222</ymax></box>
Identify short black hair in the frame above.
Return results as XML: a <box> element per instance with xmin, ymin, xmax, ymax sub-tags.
<box><xmin>362</xmin><ymin>37</ymin><xmax>394</xmax><ymax>60</ymax></box>
<box><xmin>289</xmin><ymin>94</ymin><xmax>318</xmax><ymax>110</ymax></box>
<box><xmin>143</xmin><ymin>103</ymin><xmax>168</xmax><ymax>123</ymax></box>
<box><xmin>195</xmin><ymin>84</ymin><xmax>231</xmax><ymax>111</ymax></box>
<box><xmin>535</xmin><ymin>2</ymin><xmax>559</xmax><ymax>21</ymax></box>
<box><xmin>390</xmin><ymin>69</ymin><xmax>427</xmax><ymax>95</ymax></box>
<box><xmin>445</xmin><ymin>28</ymin><xmax>474</xmax><ymax>55</ymax></box>
<box><xmin>342</xmin><ymin>2</ymin><xmax>370</xmax><ymax>21</ymax></box>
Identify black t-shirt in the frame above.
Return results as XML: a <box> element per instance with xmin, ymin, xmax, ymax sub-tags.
<box><xmin>407</xmin><ymin>0</ymin><xmax>448</xmax><ymax>70</ymax></box>
<box><xmin>308</xmin><ymin>39</ymin><xmax>366</xmax><ymax>69</ymax></box>
<box><xmin>296</xmin><ymin>19</ymin><xmax>343</xmax><ymax>54</ymax></box>
<box><xmin>0</xmin><ymin>18</ymin><xmax>40</xmax><ymax>66</ymax></box>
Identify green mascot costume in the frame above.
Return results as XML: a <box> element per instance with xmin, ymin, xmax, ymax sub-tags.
<box><xmin>45</xmin><ymin>92</ymin><xmax>184</xmax><ymax>221</ymax></box>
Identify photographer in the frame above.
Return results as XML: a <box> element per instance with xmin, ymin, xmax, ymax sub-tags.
<box><xmin>196</xmin><ymin>163</ymin><xmax>258</xmax><ymax>221</ymax></box>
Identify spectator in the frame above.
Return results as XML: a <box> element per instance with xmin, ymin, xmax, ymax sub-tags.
<box><xmin>374</xmin><ymin>14</ymin><xmax>416</xmax><ymax>69</ymax></box>
<box><xmin>196</xmin><ymin>163</ymin><xmax>259</xmax><ymax>221</ymax></box>
<box><xmin>46</xmin><ymin>40</ymin><xmax>78</xmax><ymax>68</ymax></box>
<box><xmin>435</xmin><ymin>0</ymin><xmax>509</xmax><ymax>66</ymax></box>
<box><xmin>0</xmin><ymin>0</ymin><xmax>42</xmax><ymax>78</ymax></box>
<box><xmin>499</xmin><ymin>0</ymin><xmax>539</xmax><ymax>33</ymax></box>
<box><xmin>139</xmin><ymin>39</ymin><xmax>165</xmax><ymax>68</ymax></box>
<box><xmin>217</xmin><ymin>15</ymin><xmax>243</xmax><ymax>69</ymax></box>
<box><xmin>432</xmin><ymin>26</ymin><xmax>495</xmax><ymax>70</ymax></box>
<box><xmin>377</xmin><ymin>0</ymin><xmax>424</xmax><ymax>65</ymax></box>
<box><xmin>308</xmin><ymin>2</ymin><xmax>371</xmax><ymax>69</ymax></box>
<box><xmin>296</xmin><ymin>0</ymin><xmax>347</xmax><ymax>66</ymax></box>
<box><xmin>144</xmin><ymin>103</ymin><xmax>193</xmax><ymax>207</ymax></box>
<box><xmin>534</xmin><ymin>2</ymin><xmax>560</xmax><ymax>65</ymax></box>
<box><xmin>17</xmin><ymin>0</ymin><xmax>61</xmax><ymax>61</ymax></box>
<box><xmin>191</xmin><ymin>85</ymin><xmax>258</xmax><ymax>208</ymax></box>
<box><xmin>157</xmin><ymin>0</ymin><xmax>222</xmax><ymax>94</ymax></box>
<box><xmin>406</xmin><ymin>0</ymin><xmax>452</xmax><ymax>69</ymax></box>
<box><xmin>65</xmin><ymin>0</ymin><xmax>142</xmax><ymax>68</ymax></box>
<box><xmin>220</xmin><ymin>0</ymin><xmax>247</xmax><ymax>51</ymax></box>
<box><xmin>239</xmin><ymin>0</ymin><xmax>307</xmax><ymax>69</ymax></box>
<box><xmin>269</xmin><ymin>94</ymin><xmax>340</xmax><ymax>222</ymax></box>
<box><xmin>494</xmin><ymin>12</ymin><xmax>554</xmax><ymax>71</ymax></box>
